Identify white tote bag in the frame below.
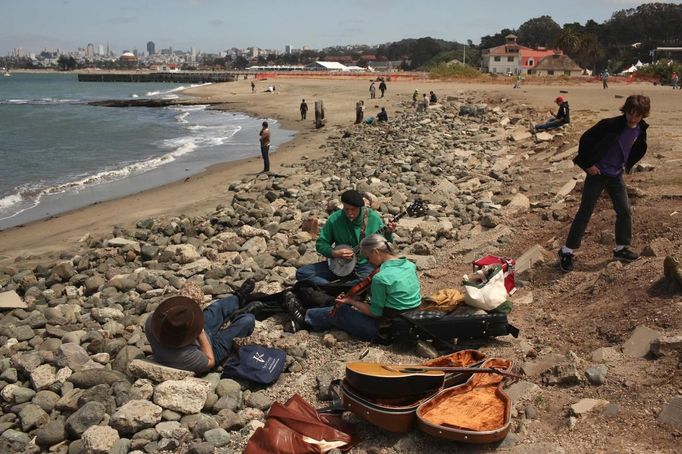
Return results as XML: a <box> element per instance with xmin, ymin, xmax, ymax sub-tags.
<box><xmin>463</xmin><ymin>266</ymin><xmax>508</xmax><ymax>311</ymax></box>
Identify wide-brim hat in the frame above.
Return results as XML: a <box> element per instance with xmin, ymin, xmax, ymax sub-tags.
<box><xmin>151</xmin><ymin>296</ymin><xmax>204</xmax><ymax>348</ymax></box>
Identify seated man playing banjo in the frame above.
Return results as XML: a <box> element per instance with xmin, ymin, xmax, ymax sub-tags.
<box><xmin>295</xmin><ymin>190</ymin><xmax>395</xmax><ymax>285</ymax></box>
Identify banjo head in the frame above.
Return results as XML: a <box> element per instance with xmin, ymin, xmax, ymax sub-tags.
<box><xmin>328</xmin><ymin>256</ymin><xmax>357</xmax><ymax>277</ymax></box>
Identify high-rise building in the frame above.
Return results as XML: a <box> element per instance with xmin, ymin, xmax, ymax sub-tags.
<box><xmin>147</xmin><ymin>41</ymin><xmax>155</xmax><ymax>55</ymax></box>
<box><xmin>97</xmin><ymin>44</ymin><xmax>104</xmax><ymax>56</ymax></box>
<box><xmin>285</xmin><ymin>45</ymin><xmax>292</xmax><ymax>54</ymax></box>
<box><xmin>86</xmin><ymin>43</ymin><xmax>94</xmax><ymax>57</ymax></box>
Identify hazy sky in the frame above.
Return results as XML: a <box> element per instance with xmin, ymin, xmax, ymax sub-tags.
<box><xmin>0</xmin><ymin>0</ymin><xmax>664</xmax><ymax>55</ymax></box>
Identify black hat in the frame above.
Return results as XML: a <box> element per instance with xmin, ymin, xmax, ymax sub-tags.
<box><xmin>151</xmin><ymin>296</ymin><xmax>204</xmax><ymax>348</ymax></box>
<box><xmin>341</xmin><ymin>190</ymin><xmax>365</xmax><ymax>207</ymax></box>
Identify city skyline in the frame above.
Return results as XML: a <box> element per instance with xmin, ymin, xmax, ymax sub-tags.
<box><xmin>1</xmin><ymin>0</ymin><xmax>659</xmax><ymax>55</ymax></box>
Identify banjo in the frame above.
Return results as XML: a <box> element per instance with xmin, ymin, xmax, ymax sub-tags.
<box><xmin>327</xmin><ymin>200</ymin><xmax>427</xmax><ymax>277</ymax></box>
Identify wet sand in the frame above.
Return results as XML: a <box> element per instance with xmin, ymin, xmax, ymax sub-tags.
<box><xmin>1</xmin><ymin>76</ymin><xmax>677</xmax><ymax>265</ymax></box>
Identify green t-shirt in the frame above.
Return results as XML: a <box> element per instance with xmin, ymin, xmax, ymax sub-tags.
<box><xmin>315</xmin><ymin>207</ymin><xmax>392</xmax><ymax>265</ymax></box>
<box><xmin>370</xmin><ymin>258</ymin><xmax>421</xmax><ymax>317</ymax></box>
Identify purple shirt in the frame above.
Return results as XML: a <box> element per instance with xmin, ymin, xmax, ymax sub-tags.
<box><xmin>596</xmin><ymin>125</ymin><xmax>641</xmax><ymax>177</ymax></box>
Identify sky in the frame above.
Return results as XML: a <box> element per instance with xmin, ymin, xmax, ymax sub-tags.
<box><xmin>0</xmin><ymin>0</ymin><xmax>667</xmax><ymax>55</ymax></box>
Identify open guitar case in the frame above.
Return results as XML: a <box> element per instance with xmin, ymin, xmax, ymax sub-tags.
<box><xmin>340</xmin><ymin>350</ymin><xmax>515</xmax><ymax>444</ymax></box>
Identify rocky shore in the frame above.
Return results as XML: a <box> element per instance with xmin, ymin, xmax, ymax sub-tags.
<box><xmin>1</xmin><ymin>90</ymin><xmax>680</xmax><ymax>454</ymax></box>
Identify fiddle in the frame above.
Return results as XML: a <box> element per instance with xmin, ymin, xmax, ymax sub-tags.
<box><xmin>330</xmin><ymin>267</ymin><xmax>379</xmax><ymax>316</ymax></box>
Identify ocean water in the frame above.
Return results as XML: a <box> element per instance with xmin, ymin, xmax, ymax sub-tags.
<box><xmin>0</xmin><ymin>73</ymin><xmax>293</xmax><ymax>230</ymax></box>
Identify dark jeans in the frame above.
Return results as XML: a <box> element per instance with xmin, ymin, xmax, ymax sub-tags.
<box><xmin>260</xmin><ymin>145</ymin><xmax>270</xmax><ymax>172</ymax></box>
<box><xmin>565</xmin><ymin>173</ymin><xmax>631</xmax><ymax>249</ymax></box>
<box><xmin>305</xmin><ymin>304</ymin><xmax>379</xmax><ymax>341</ymax></box>
<box><xmin>535</xmin><ymin>117</ymin><xmax>566</xmax><ymax>131</ymax></box>
<box><xmin>296</xmin><ymin>261</ymin><xmax>374</xmax><ymax>286</ymax></box>
<box><xmin>203</xmin><ymin>295</ymin><xmax>255</xmax><ymax>366</ymax></box>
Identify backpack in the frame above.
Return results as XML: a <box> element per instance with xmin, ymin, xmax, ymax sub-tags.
<box><xmin>221</xmin><ymin>345</ymin><xmax>286</xmax><ymax>385</ymax></box>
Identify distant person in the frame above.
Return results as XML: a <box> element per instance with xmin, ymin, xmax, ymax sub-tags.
<box><xmin>429</xmin><ymin>91</ymin><xmax>438</xmax><ymax>104</ymax></box>
<box><xmin>412</xmin><ymin>89</ymin><xmax>419</xmax><ymax>106</ymax></box>
<box><xmin>300</xmin><ymin>99</ymin><xmax>308</xmax><ymax>120</ymax></box>
<box><xmin>671</xmin><ymin>71</ymin><xmax>679</xmax><ymax>90</ymax></box>
<box><xmin>558</xmin><ymin>95</ymin><xmax>651</xmax><ymax>272</ymax></box>
<box><xmin>602</xmin><ymin>70</ymin><xmax>609</xmax><ymax>89</ymax></box>
<box><xmin>145</xmin><ymin>280</ymin><xmax>256</xmax><ymax>374</ymax></box>
<box><xmin>533</xmin><ymin>96</ymin><xmax>570</xmax><ymax>132</ymax></box>
<box><xmin>379</xmin><ymin>79</ymin><xmax>387</xmax><ymax>98</ymax></box>
<box><xmin>251</xmin><ymin>80</ymin><xmax>255</xmax><ymax>93</ymax></box>
<box><xmin>513</xmin><ymin>74</ymin><xmax>523</xmax><ymax>89</ymax></box>
<box><xmin>417</xmin><ymin>94</ymin><xmax>429</xmax><ymax>112</ymax></box>
<box><xmin>259</xmin><ymin>121</ymin><xmax>271</xmax><ymax>173</ymax></box>
<box><xmin>369</xmin><ymin>81</ymin><xmax>376</xmax><ymax>99</ymax></box>
<box><xmin>355</xmin><ymin>100</ymin><xmax>365</xmax><ymax>124</ymax></box>
<box><xmin>377</xmin><ymin>107</ymin><xmax>388</xmax><ymax>122</ymax></box>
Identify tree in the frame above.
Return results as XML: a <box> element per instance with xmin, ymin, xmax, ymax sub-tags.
<box><xmin>480</xmin><ymin>29</ymin><xmax>516</xmax><ymax>49</ymax></box>
<box><xmin>232</xmin><ymin>56</ymin><xmax>249</xmax><ymax>69</ymax></box>
<box><xmin>57</xmin><ymin>55</ymin><xmax>77</xmax><ymax>71</ymax></box>
<box><xmin>554</xmin><ymin>28</ymin><xmax>582</xmax><ymax>56</ymax></box>
<box><xmin>517</xmin><ymin>16</ymin><xmax>562</xmax><ymax>48</ymax></box>
<box><xmin>576</xmin><ymin>33</ymin><xmax>604</xmax><ymax>72</ymax></box>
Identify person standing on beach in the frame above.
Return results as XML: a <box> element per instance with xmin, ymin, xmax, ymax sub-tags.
<box><xmin>379</xmin><ymin>79</ymin><xmax>387</xmax><ymax>98</ymax></box>
<box><xmin>369</xmin><ymin>81</ymin><xmax>376</xmax><ymax>99</ymax></box>
<box><xmin>300</xmin><ymin>99</ymin><xmax>308</xmax><ymax>120</ymax></box>
<box><xmin>355</xmin><ymin>100</ymin><xmax>364</xmax><ymax>124</ymax></box>
<box><xmin>557</xmin><ymin>95</ymin><xmax>650</xmax><ymax>272</ymax></box>
<box><xmin>602</xmin><ymin>70</ymin><xmax>609</xmax><ymax>89</ymax></box>
<box><xmin>251</xmin><ymin>81</ymin><xmax>255</xmax><ymax>93</ymax></box>
<box><xmin>259</xmin><ymin>121</ymin><xmax>271</xmax><ymax>173</ymax></box>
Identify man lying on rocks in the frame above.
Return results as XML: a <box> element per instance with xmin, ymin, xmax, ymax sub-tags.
<box><xmin>144</xmin><ymin>279</ymin><xmax>256</xmax><ymax>373</ymax></box>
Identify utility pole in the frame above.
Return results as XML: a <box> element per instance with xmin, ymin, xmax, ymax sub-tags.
<box><xmin>463</xmin><ymin>44</ymin><xmax>466</xmax><ymax>65</ymax></box>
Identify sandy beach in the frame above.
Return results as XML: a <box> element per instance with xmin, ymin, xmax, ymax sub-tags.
<box><xmin>1</xmin><ymin>75</ymin><xmax>679</xmax><ymax>265</ymax></box>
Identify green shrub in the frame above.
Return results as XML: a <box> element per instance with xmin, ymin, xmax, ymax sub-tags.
<box><xmin>428</xmin><ymin>63</ymin><xmax>480</xmax><ymax>79</ymax></box>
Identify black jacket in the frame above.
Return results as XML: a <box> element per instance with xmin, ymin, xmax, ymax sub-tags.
<box><xmin>556</xmin><ymin>101</ymin><xmax>570</xmax><ymax>124</ymax></box>
<box><xmin>573</xmin><ymin>115</ymin><xmax>648</xmax><ymax>173</ymax></box>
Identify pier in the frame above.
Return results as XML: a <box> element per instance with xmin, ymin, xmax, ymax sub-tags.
<box><xmin>77</xmin><ymin>72</ymin><xmax>238</xmax><ymax>83</ymax></box>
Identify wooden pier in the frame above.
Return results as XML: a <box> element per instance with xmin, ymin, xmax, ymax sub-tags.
<box><xmin>77</xmin><ymin>72</ymin><xmax>237</xmax><ymax>83</ymax></box>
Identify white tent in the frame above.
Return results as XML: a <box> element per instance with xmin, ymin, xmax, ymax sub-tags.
<box><xmin>620</xmin><ymin>60</ymin><xmax>647</xmax><ymax>74</ymax></box>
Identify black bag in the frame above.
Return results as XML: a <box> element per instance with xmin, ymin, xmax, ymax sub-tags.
<box><xmin>391</xmin><ymin>311</ymin><xmax>519</xmax><ymax>343</ymax></box>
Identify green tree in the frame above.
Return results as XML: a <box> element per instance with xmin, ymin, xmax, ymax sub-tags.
<box><xmin>232</xmin><ymin>56</ymin><xmax>249</xmax><ymax>69</ymax></box>
<box><xmin>57</xmin><ymin>55</ymin><xmax>77</xmax><ymax>71</ymax></box>
<box><xmin>517</xmin><ymin>16</ymin><xmax>562</xmax><ymax>48</ymax></box>
<box><xmin>554</xmin><ymin>28</ymin><xmax>582</xmax><ymax>56</ymax></box>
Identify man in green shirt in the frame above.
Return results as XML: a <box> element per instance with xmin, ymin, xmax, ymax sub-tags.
<box><xmin>295</xmin><ymin>190</ymin><xmax>394</xmax><ymax>285</ymax></box>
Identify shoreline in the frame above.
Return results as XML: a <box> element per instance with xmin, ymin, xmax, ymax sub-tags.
<box><xmin>0</xmin><ymin>77</ymin><xmax>670</xmax><ymax>264</ymax></box>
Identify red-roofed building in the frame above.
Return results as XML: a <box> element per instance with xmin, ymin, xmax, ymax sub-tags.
<box><xmin>481</xmin><ymin>34</ymin><xmax>566</xmax><ymax>75</ymax></box>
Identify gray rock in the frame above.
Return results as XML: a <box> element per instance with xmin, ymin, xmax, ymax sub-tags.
<box><xmin>622</xmin><ymin>325</ymin><xmax>662</xmax><ymax>358</ymax></box>
<box><xmin>111</xmin><ymin>399</ymin><xmax>163</xmax><ymax>434</ymax></box>
<box><xmin>55</xmin><ymin>388</ymin><xmax>83</xmax><ymax>412</ymax></box>
<box><xmin>84</xmin><ymin>275</ymin><xmax>105</xmax><ymax>296</ymax></box>
<box><xmin>571</xmin><ymin>398</ymin><xmax>609</xmax><ymax>416</ymax></box>
<box><xmin>128</xmin><ymin>358</ymin><xmax>195</xmax><ymax>382</ymax></box>
<box><xmin>585</xmin><ymin>364</ymin><xmax>608</xmax><ymax>385</ymax></box>
<box><xmin>658</xmin><ymin>396</ymin><xmax>682</xmax><ymax>430</ymax></box>
<box><xmin>203</xmin><ymin>428</ymin><xmax>230</xmax><ymax>447</ymax></box>
<box><xmin>187</xmin><ymin>441</ymin><xmax>217</xmax><ymax>454</ymax></box>
<box><xmin>68</xmin><ymin>369</ymin><xmax>128</xmax><ymax>388</ymax></box>
<box><xmin>55</xmin><ymin>343</ymin><xmax>103</xmax><ymax>371</ymax></box>
<box><xmin>0</xmin><ymin>429</ymin><xmax>35</xmax><ymax>454</ymax></box>
<box><xmin>113</xmin><ymin>346</ymin><xmax>145</xmax><ymax>375</ymax></box>
<box><xmin>65</xmin><ymin>401</ymin><xmax>107</xmax><ymax>437</ymax></box>
<box><xmin>19</xmin><ymin>403</ymin><xmax>49</xmax><ymax>431</ymax></box>
<box><xmin>153</xmin><ymin>378</ymin><xmax>210</xmax><ymax>414</ymax></box>
<box><xmin>32</xmin><ymin>390</ymin><xmax>60</xmax><ymax>412</ymax></box>
<box><xmin>30</xmin><ymin>364</ymin><xmax>57</xmax><ymax>390</ymax></box>
<box><xmin>214</xmin><ymin>378</ymin><xmax>241</xmax><ymax>398</ymax></box>
<box><xmin>245</xmin><ymin>391</ymin><xmax>272</xmax><ymax>411</ymax></box>
<box><xmin>35</xmin><ymin>419</ymin><xmax>67</xmax><ymax>447</ymax></box>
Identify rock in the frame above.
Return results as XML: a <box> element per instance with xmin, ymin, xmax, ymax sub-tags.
<box><xmin>32</xmin><ymin>390</ymin><xmax>60</xmax><ymax>412</ymax></box>
<box><xmin>91</xmin><ymin>307</ymin><xmax>126</xmax><ymax>322</ymax></box>
<box><xmin>30</xmin><ymin>364</ymin><xmax>57</xmax><ymax>390</ymax></box>
<box><xmin>535</xmin><ymin>132</ymin><xmax>553</xmax><ymax>142</ymax></box>
<box><xmin>84</xmin><ymin>275</ymin><xmax>105</xmax><ymax>295</ymax></box>
<box><xmin>521</xmin><ymin>353</ymin><xmax>565</xmax><ymax>377</ymax></box>
<box><xmin>542</xmin><ymin>362</ymin><xmax>582</xmax><ymax>386</ymax></box>
<box><xmin>622</xmin><ymin>325</ymin><xmax>662</xmax><ymax>358</ymax></box>
<box><xmin>82</xmin><ymin>425</ymin><xmax>120</xmax><ymax>454</ymax></box>
<box><xmin>657</xmin><ymin>396</ymin><xmax>682</xmax><ymax>430</ymax></box>
<box><xmin>113</xmin><ymin>346</ymin><xmax>145</xmax><ymax>375</ymax></box>
<box><xmin>663</xmin><ymin>256</ymin><xmax>682</xmax><ymax>289</ymax></box>
<box><xmin>215</xmin><ymin>379</ymin><xmax>241</xmax><ymax>398</ymax></box>
<box><xmin>153</xmin><ymin>378</ymin><xmax>210</xmax><ymax>414</ymax></box>
<box><xmin>35</xmin><ymin>419</ymin><xmax>66</xmax><ymax>447</ymax></box>
<box><xmin>65</xmin><ymin>401</ymin><xmax>107</xmax><ymax>437</ymax></box>
<box><xmin>19</xmin><ymin>403</ymin><xmax>49</xmax><ymax>431</ymax></box>
<box><xmin>128</xmin><ymin>359</ymin><xmax>195</xmax><ymax>382</ymax></box>
<box><xmin>111</xmin><ymin>400</ymin><xmax>163</xmax><ymax>434</ymax></box>
<box><xmin>591</xmin><ymin>347</ymin><xmax>621</xmax><ymax>363</ymax></box>
<box><xmin>650</xmin><ymin>335</ymin><xmax>682</xmax><ymax>358</ymax></box>
<box><xmin>570</xmin><ymin>398</ymin><xmax>609</xmax><ymax>416</ymax></box>
<box><xmin>585</xmin><ymin>364</ymin><xmax>608</xmax><ymax>385</ymax></box>
<box><xmin>203</xmin><ymin>428</ymin><xmax>230</xmax><ymax>447</ymax></box>
<box><xmin>55</xmin><ymin>343</ymin><xmax>103</xmax><ymax>371</ymax></box>
<box><xmin>505</xmin><ymin>380</ymin><xmax>540</xmax><ymax>405</ymax></box>
<box><xmin>245</xmin><ymin>391</ymin><xmax>272</xmax><ymax>411</ymax></box>
<box><xmin>602</xmin><ymin>403</ymin><xmax>620</xmax><ymax>418</ymax></box>
<box><xmin>404</xmin><ymin>254</ymin><xmax>438</xmax><ymax>270</ymax></box>
<box><xmin>1</xmin><ymin>429</ymin><xmax>34</xmax><ymax>454</ymax></box>
<box><xmin>511</xmin><ymin>130</ymin><xmax>532</xmax><ymax>142</ymax></box>
<box><xmin>641</xmin><ymin>238</ymin><xmax>673</xmax><ymax>257</ymax></box>
<box><xmin>155</xmin><ymin>421</ymin><xmax>181</xmax><ymax>438</ymax></box>
<box><xmin>515</xmin><ymin>244</ymin><xmax>547</xmax><ymax>275</ymax></box>
<box><xmin>68</xmin><ymin>369</ymin><xmax>128</xmax><ymax>388</ymax></box>
<box><xmin>165</xmin><ymin>244</ymin><xmax>201</xmax><ymax>264</ymax></box>
<box><xmin>506</xmin><ymin>193</ymin><xmax>530</xmax><ymax>213</ymax></box>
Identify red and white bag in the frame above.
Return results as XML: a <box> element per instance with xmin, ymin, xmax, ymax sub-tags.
<box><xmin>472</xmin><ymin>256</ymin><xmax>516</xmax><ymax>295</ymax></box>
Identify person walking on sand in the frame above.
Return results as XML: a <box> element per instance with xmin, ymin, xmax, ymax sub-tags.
<box><xmin>369</xmin><ymin>81</ymin><xmax>376</xmax><ymax>99</ymax></box>
<box><xmin>379</xmin><ymin>79</ymin><xmax>387</xmax><ymax>98</ymax></box>
<box><xmin>602</xmin><ymin>69</ymin><xmax>609</xmax><ymax>89</ymax></box>
<box><xmin>259</xmin><ymin>121</ymin><xmax>271</xmax><ymax>173</ymax></box>
<box><xmin>300</xmin><ymin>99</ymin><xmax>308</xmax><ymax>120</ymax></box>
<box><xmin>557</xmin><ymin>95</ymin><xmax>651</xmax><ymax>272</ymax></box>
<box><xmin>251</xmin><ymin>80</ymin><xmax>255</xmax><ymax>93</ymax></box>
<box><xmin>671</xmin><ymin>71</ymin><xmax>679</xmax><ymax>90</ymax></box>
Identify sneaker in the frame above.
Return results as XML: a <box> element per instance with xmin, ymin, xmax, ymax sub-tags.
<box><xmin>558</xmin><ymin>250</ymin><xmax>574</xmax><ymax>272</ymax></box>
<box><xmin>284</xmin><ymin>291</ymin><xmax>306</xmax><ymax>330</ymax></box>
<box><xmin>231</xmin><ymin>301</ymin><xmax>264</xmax><ymax>319</ymax></box>
<box><xmin>613</xmin><ymin>247</ymin><xmax>639</xmax><ymax>262</ymax></box>
<box><xmin>235</xmin><ymin>278</ymin><xmax>256</xmax><ymax>305</ymax></box>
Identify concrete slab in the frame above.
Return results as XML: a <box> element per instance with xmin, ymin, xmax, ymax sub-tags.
<box><xmin>0</xmin><ymin>290</ymin><xmax>27</xmax><ymax>310</ymax></box>
<box><xmin>622</xmin><ymin>325</ymin><xmax>662</xmax><ymax>358</ymax></box>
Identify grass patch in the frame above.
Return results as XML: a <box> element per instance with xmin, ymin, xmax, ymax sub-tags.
<box><xmin>428</xmin><ymin>63</ymin><xmax>481</xmax><ymax>79</ymax></box>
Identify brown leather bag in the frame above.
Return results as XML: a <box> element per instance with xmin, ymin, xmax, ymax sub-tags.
<box><xmin>245</xmin><ymin>394</ymin><xmax>356</xmax><ymax>454</ymax></box>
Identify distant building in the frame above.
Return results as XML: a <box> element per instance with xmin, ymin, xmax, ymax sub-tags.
<box><xmin>86</xmin><ymin>43</ymin><xmax>94</xmax><ymax>57</ymax></box>
<box><xmin>480</xmin><ymin>34</ymin><xmax>576</xmax><ymax>75</ymax></box>
<box><xmin>531</xmin><ymin>54</ymin><xmax>582</xmax><ymax>77</ymax></box>
<box><xmin>147</xmin><ymin>41</ymin><xmax>156</xmax><ymax>55</ymax></box>
<box><xmin>97</xmin><ymin>44</ymin><xmax>104</xmax><ymax>56</ymax></box>
<box><xmin>119</xmin><ymin>52</ymin><xmax>139</xmax><ymax>68</ymax></box>
<box><xmin>285</xmin><ymin>45</ymin><xmax>292</xmax><ymax>54</ymax></box>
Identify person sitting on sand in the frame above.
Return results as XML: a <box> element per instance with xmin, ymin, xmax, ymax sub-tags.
<box><xmin>145</xmin><ymin>279</ymin><xmax>256</xmax><ymax>374</ymax></box>
<box><xmin>302</xmin><ymin>234</ymin><xmax>421</xmax><ymax>342</ymax></box>
<box><xmin>533</xmin><ymin>96</ymin><xmax>570</xmax><ymax>132</ymax></box>
<box><xmin>429</xmin><ymin>91</ymin><xmax>438</xmax><ymax>104</ymax></box>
